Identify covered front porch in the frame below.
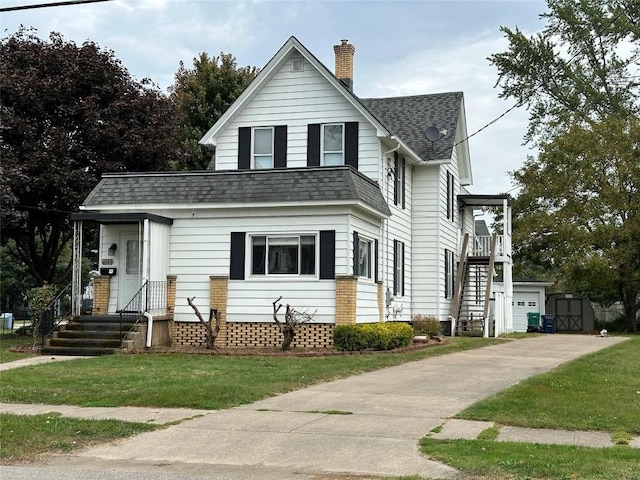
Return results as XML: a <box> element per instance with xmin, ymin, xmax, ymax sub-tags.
<box><xmin>67</xmin><ymin>212</ymin><xmax>176</xmax><ymax>353</ymax></box>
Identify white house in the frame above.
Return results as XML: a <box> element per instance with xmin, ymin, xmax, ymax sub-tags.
<box><xmin>68</xmin><ymin>37</ymin><xmax>513</xmax><ymax>351</ymax></box>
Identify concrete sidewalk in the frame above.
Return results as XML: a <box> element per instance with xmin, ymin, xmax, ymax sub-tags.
<box><xmin>1</xmin><ymin>335</ymin><xmax>630</xmax><ymax>480</ymax></box>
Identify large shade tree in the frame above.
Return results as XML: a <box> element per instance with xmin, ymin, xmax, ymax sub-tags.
<box><xmin>0</xmin><ymin>28</ymin><xmax>183</xmax><ymax>288</ymax></box>
<box><xmin>169</xmin><ymin>52</ymin><xmax>258</xmax><ymax>169</ymax></box>
<box><xmin>490</xmin><ymin>0</ymin><xmax>640</xmax><ymax>331</ymax></box>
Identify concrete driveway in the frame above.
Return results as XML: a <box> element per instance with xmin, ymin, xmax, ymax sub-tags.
<box><xmin>7</xmin><ymin>334</ymin><xmax>626</xmax><ymax>480</ymax></box>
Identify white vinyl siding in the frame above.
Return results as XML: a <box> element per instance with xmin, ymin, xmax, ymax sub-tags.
<box><xmin>213</xmin><ymin>55</ymin><xmax>380</xmax><ymax>181</ymax></box>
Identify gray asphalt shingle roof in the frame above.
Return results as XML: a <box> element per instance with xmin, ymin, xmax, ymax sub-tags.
<box><xmin>360</xmin><ymin>92</ymin><xmax>463</xmax><ymax>161</ymax></box>
<box><xmin>83</xmin><ymin>166</ymin><xmax>391</xmax><ymax>217</ymax></box>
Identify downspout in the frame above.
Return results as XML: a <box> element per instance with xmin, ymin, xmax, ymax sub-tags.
<box><xmin>382</xmin><ymin>139</ymin><xmax>401</xmax><ymax>320</ymax></box>
<box><xmin>145</xmin><ymin>312</ymin><xmax>153</xmax><ymax>348</ymax></box>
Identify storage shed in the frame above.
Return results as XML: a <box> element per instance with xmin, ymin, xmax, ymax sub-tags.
<box><xmin>545</xmin><ymin>293</ymin><xmax>596</xmax><ymax>332</ymax></box>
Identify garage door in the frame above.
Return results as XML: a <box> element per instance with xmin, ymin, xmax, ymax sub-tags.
<box><xmin>513</xmin><ymin>292</ymin><xmax>540</xmax><ymax>332</ymax></box>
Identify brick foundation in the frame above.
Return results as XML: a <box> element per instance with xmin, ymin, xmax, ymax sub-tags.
<box><xmin>210</xmin><ymin>276</ymin><xmax>228</xmax><ymax>347</ymax></box>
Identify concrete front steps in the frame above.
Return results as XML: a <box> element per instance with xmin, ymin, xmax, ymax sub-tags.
<box><xmin>41</xmin><ymin>315</ymin><xmax>138</xmax><ymax>356</ymax></box>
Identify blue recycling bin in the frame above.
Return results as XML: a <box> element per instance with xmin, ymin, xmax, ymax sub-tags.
<box><xmin>542</xmin><ymin>315</ymin><xmax>556</xmax><ymax>334</ymax></box>
<box><xmin>1</xmin><ymin>313</ymin><xmax>14</xmax><ymax>330</ymax></box>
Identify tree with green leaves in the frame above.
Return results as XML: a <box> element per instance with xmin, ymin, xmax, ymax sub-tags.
<box><xmin>1</xmin><ymin>28</ymin><xmax>183</xmax><ymax>289</ymax></box>
<box><xmin>490</xmin><ymin>0</ymin><xmax>640</xmax><ymax>331</ymax></box>
<box><xmin>169</xmin><ymin>52</ymin><xmax>259</xmax><ymax>169</ymax></box>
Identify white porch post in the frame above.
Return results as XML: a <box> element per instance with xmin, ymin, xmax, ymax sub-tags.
<box><xmin>71</xmin><ymin>220</ymin><xmax>83</xmax><ymax>316</ymax></box>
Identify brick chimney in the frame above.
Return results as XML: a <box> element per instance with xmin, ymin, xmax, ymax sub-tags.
<box><xmin>334</xmin><ymin>39</ymin><xmax>355</xmax><ymax>91</ymax></box>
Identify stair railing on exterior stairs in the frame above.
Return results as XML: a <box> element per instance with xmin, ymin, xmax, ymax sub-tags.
<box><xmin>116</xmin><ymin>280</ymin><xmax>167</xmax><ymax>347</ymax></box>
<box><xmin>41</xmin><ymin>281</ymin><xmax>73</xmax><ymax>345</ymax></box>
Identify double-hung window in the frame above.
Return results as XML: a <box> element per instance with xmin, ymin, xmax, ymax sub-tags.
<box><xmin>322</xmin><ymin>123</ymin><xmax>344</xmax><ymax>166</ymax></box>
<box><xmin>357</xmin><ymin>237</ymin><xmax>372</xmax><ymax>279</ymax></box>
<box><xmin>252</xmin><ymin>127</ymin><xmax>274</xmax><ymax>169</ymax></box>
<box><xmin>444</xmin><ymin>249</ymin><xmax>455</xmax><ymax>299</ymax></box>
<box><xmin>251</xmin><ymin>235</ymin><xmax>316</xmax><ymax>275</ymax></box>
<box><xmin>393</xmin><ymin>240</ymin><xmax>405</xmax><ymax>296</ymax></box>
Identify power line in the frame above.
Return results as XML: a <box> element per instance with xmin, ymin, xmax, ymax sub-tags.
<box><xmin>454</xmin><ymin>5</ymin><xmax>631</xmax><ymax>148</ymax></box>
<box><xmin>0</xmin><ymin>0</ymin><xmax>112</xmax><ymax>13</ymax></box>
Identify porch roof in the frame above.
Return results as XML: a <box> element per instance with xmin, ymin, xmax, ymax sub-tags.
<box><xmin>70</xmin><ymin>212</ymin><xmax>173</xmax><ymax>225</ymax></box>
<box><xmin>81</xmin><ymin>166</ymin><xmax>392</xmax><ymax>217</ymax></box>
<box><xmin>458</xmin><ymin>194</ymin><xmax>512</xmax><ymax>208</ymax></box>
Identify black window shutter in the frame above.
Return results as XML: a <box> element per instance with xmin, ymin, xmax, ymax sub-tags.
<box><xmin>374</xmin><ymin>239</ymin><xmax>379</xmax><ymax>283</ymax></box>
<box><xmin>444</xmin><ymin>249</ymin><xmax>450</xmax><ymax>298</ymax></box>
<box><xmin>274</xmin><ymin>125</ymin><xmax>287</xmax><ymax>168</ymax></box>
<box><xmin>319</xmin><ymin>230</ymin><xmax>335</xmax><ymax>279</ymax></box>
<box><xmin>393</xmin><ymin>240</ymin><xmax>398</xmax><ymax>295</ymax></box>
<box><xmin>307</xmin><ymin>124</ymin><xmax>320</xmax><ymax>166</ymax></box>
<box><xmin>393</xmin><ymin>152</ymin><xmax>399</xmax><ymax>205</ymax></box>
<box><xmin>353</xmin><ymin>231</ymin><xmax>359</xmax><ymax>276</ymax></box>
<box><xmin>401</xmin><ymin>241</ymin><xmax>405</xmax><ymax>296</ymax></box>
<box><xmin>401</xmin><ymin>156</ymin><xmax>406</xmax><ymax>209</ymax></box>
<box><xmin>238</xmin><ymin>127</ymin><xmax>251</xmax><ymax>170</ymax></box>
<box><xmin>229</xmin><ymin>232</ymin><xmax>246</xmax><ymax>280</ymax></box>
<box><xmin>345</xmin><ymin>122</ymin><xmax>359</xmax><ymax>169</ymax></box>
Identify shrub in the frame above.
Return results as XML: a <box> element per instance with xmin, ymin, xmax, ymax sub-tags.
<box><xmin>411</xmin><ymin>315</ymin><xmax>441</xmax><ymax>338</ymax></box>
<box><xmin>333</xmin><ymin>322</ymin><xmax>413</xmax><ymax>351</ymax></box>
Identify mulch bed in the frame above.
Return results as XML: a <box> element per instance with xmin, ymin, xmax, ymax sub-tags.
<box><xmin>139</xmin><ymin>336</ymin><xmax>447</xmax><ymax>357</ymax></box>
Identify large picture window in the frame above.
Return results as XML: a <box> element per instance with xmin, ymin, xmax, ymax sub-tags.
<box><xmin>322</xmin><ymin>123</ymin><xmax>344</xmax><ymax>166</ymax></box>
<box><xmin>251</xmin><ymin>235</ymin><xmax>316</xmax><ymax>275</ymax></box>
<box><xmin>253</xmin><ymin>127</ymin><xmax>274</xmax><ymax>169</ymax></box>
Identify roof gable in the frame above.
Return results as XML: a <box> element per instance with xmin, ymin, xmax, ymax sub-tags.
<box><xmin>199</xmin><ymin>36</ymin><xmax>390</xmax><ymax>147</ymax></box>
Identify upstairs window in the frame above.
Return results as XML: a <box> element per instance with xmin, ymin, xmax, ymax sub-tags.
<box><xmin>322</xmin><ymin>123</ymin><xmax>344</xmax><ymax>166</ymax></box>
<box><xmin>446</xmin><ymin>170</ymin><xmax>455</xmax><ymax>221</ymax></box>
<box><xmin>251</xmin><ymin>235</ymin><xmax>316</xmax><ymax>275</ymax></box>
<box><xmin>253</xmin><ymin>127</ymin><xmax>273</xmax><ymax>169</ymax></box>
<box><xmin>238</xmin><ymin>126</ymin><xmax>287</xmax><ymax>170</ymax></box>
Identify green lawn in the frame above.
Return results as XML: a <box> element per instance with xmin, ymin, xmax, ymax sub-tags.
<box><xmin>0</xmin><ymin>336</ymin><xmax>495</xmax><ymax>409</ymax></box>
<box><xmin>0</xmin><ymin>413</ymin><xmax>156</xmax><ymax>463</ymax></box>
<box><xmin>0</xmin><ymin>335</ymin><xmax>36</xmax><ymax>363</ymax></box>
<box><xmin>420</xmin><ymin>334</ymin><xmax>640</xmax><ymax>480</ymax></box>
<box><xmin>455</xmin><ymin>335</ymin><xmax>640</xmax><ymax>434</ymax></box>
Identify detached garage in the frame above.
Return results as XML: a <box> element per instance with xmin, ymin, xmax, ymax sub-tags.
<box><xmin>512</xmin><ymin>279</ymin><xmax>554</xmax><ymax>332</ymax></box>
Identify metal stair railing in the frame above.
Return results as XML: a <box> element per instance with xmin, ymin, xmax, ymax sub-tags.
<box><xmin>41</xmin><ymin>282</ymin><xmax>73</xmax><ymax>344</ymax></box>
<box><xmin>116</xmin><ymin>280</ymin><xmax>167</xmax><ymax>347</ymax></box>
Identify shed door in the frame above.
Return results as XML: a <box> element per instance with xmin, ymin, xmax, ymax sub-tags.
<box><xmin>513</xmin><ymin>292</ymin><xmax>540</xmax><ymax>332</ymax></box>
<box><xmin>118</xmin><ymin>234</ymin><xmax>142</xmax><ymax>311</ymax></box>
<box><xmin>554</xmin><ymin>297</ymin><xmax>584</xmax><ymax>332</ymax></box>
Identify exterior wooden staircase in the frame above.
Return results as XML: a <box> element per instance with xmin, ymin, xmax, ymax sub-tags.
<box><xmin>452</xmin><ymin>233</ymin><xmax>497</xmax><ymax>336</ymax></box>
<box><xmin>41</xmin><ymin>315</ymin><xmax>138</xmax><ymax>356</ymax></box>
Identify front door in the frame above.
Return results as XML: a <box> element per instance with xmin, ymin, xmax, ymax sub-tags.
<box><xmin>118</xmin><ymin>234</ymin><xmax>142</xmax><ymax>311</ymax></box>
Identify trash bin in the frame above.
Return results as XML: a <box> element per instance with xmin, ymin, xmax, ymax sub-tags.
<box><xmin>0</xmin><ymin>313</ymin><xmax>14</xmax><ymax>330</ymax></box>
<box><xmin>542</xmin><ymin>314</ymin><xmax>556</xmax><ymax>334</ymax></box>
<box><xmin>527</xmin><ymin>312</ymin><xmax>540</xmax><ymax>327</ymax></box>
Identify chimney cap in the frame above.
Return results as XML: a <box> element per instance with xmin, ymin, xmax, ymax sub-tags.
<box><xmin>341</xmin><ymin>39</ymin><xmax>349</xmax><ymax>45</ymax></box>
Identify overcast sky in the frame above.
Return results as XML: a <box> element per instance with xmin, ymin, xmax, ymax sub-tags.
<box><xmin>1</xmin><ymin>0</ymin><xmax>548</xmax><ymax>195</ymax></box>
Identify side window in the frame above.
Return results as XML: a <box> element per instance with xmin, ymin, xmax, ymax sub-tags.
<box><xmin>322</xmin><ymin>123</ymin><xmax>344</xmax><ymax>166</ymax></box>
<box><xmin>394</xmin><ymin>154</ymin><xmax>406</xmax><ymax>209</ymax></box>
<box><xmin>357</xmin><ymin>237</ymin><xmax>372</xmax><ymax>279</ymax></box>
<box><xmin>446</xmin><ymin>170</ymin><xmax>455</xmax><ymax>221</ymax></box>
<box><xmin>444</xmin><ymin>249</ymin><xmax>455</xmax><ymax>299</ymax></box>
<box><xmin>253</xmin><ymin>127</ymin><xmax>273</xmax><ymax>169</ymax></box>
<box><xmin>393</xmin><ymin>240</ymin><xmax>405</xmax><ymax>296</ymax></box>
